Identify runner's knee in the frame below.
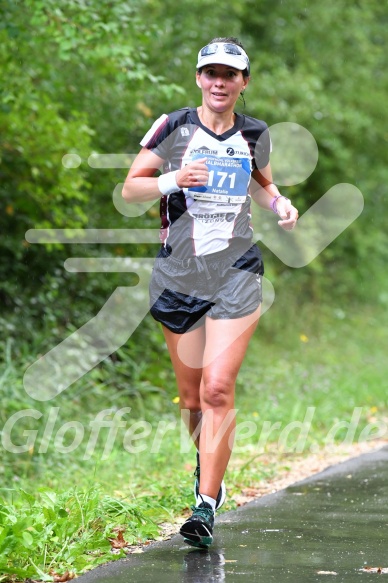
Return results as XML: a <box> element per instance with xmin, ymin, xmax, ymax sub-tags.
<box><xmin>201</xmin><ymin>376</ymin><xmax>233</xmax><ymax>409</ymax></box>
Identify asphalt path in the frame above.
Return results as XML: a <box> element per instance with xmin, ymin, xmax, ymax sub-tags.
<box><xmin>77</xmin><ymin>445</ymin><xmax>388</xmax><ymax>582</ymax></box>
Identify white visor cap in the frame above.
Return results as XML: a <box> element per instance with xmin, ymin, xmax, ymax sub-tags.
<box><xmin>197</xmin><ymin>42</ymin><xmax>250</xmax><ymax>74</ymax></box>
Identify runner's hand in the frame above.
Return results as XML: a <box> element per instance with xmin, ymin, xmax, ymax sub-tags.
<box><xmin>276</xmin><ymin>198</ymin><xmax>299</xmax><ymax>231</ymax></box>
<box><xmin>176</xmin><ymin>158</ymin><xmax>209</xmax><ymax>188</ymax></box>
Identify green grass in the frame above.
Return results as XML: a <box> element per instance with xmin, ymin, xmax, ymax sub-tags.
<box><xmin>0</xmin><ymin>485</ymin><xmax>169</xmax><ymax>581</ymax></box>
<box><xmin>244</xmin><ymin>301</ymin><xmax>388</xmax><ymax>438</ymax></box>
<box><xmin>1</xmin><ymin>299</ymin><xmax>388</xmax><ymax>580</ymax></box>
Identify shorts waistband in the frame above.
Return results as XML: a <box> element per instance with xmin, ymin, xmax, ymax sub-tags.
<box><xmin>159</xmin><ymin>242</ymin><xmax>254</xmax><ymax>268</ymax></box>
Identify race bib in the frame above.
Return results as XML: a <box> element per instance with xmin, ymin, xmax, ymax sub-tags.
<box><xmin>187</xmin><ymin>154</ymin><xmax>251</xmax><ymax>204</ymax></box>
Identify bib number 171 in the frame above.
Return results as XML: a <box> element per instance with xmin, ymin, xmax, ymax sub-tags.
<box><xmin>207</xmin><ymin>170</ymin><xmax>236</xmax><ymax>189</ymax></box>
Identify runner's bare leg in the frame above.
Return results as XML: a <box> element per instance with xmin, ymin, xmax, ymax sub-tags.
<box><xmin>162</xmin><ymin>324</ymin><xmax>205</xmax><ymax>448</ymax></box>
<box><xmin>198</xmin><ymin>307</ymin><xmax>261</xmax><ymax>499</ymax></box>
<box><xmin>163</xmin><ymin>306</ymin><xmax>261</xmax><ymax>498</ymax></box>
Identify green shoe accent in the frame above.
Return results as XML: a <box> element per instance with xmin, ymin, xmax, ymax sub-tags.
<box><xmin>183</xmin><ymin>537</ymin><xmax>211</xmax><ymax>549</ymax></box>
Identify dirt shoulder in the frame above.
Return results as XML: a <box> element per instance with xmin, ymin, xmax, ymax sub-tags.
<box><xmin>230</xmin><ymin>439</ymin><xmax>388</xmax><ymax>506</ymax></box>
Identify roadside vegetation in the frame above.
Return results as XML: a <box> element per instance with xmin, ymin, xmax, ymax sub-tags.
<box><xmin>2</xmin><ymin>301</ymin><xmax>388</xmax><ymax>581</ymax></box>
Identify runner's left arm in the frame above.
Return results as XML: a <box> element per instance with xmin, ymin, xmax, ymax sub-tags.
<box><xmin>250</xmin><ymin>166</ymin><xmax>298</xmax><ymax>230</ymax></box>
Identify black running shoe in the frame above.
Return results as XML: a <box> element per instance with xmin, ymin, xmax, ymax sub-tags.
<box><xmin>180</xmin><ymin>501</ymin><xmax>214</xmax><ymax>548</ymax></box>
<box><xmin>194</xmin><ymin>452</ymin><xmax>226</xmax><ymax>510</ymax></box>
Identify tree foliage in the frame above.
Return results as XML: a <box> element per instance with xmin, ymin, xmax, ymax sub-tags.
<box><xmin>0</xmin><ymin>0</ymin><xmax>180</xmax><ymax>313</ymax></box>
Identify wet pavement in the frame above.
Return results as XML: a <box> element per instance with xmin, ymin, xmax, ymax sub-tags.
<box><xmin>78</xmin><ymin>446</ymin><xmax>388</xmax><ymax>582</ymax></box>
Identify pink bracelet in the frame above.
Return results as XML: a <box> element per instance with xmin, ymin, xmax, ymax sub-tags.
<box><xmin>271</xmin><ymin>195</ymin><xmax>289</xmax><ymax>214</ymax></box>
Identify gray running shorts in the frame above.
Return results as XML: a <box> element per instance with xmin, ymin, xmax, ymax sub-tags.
<box><xmin>149</xmin><ymin>244</ymin><xmax>264</xmax><ymax>334</ymax></box>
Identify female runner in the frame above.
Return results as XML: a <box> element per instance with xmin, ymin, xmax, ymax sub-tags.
<box><xmin>122</xmin><ymin>36</ymin><xmax>298</xmax><ymax>548</ymax></box>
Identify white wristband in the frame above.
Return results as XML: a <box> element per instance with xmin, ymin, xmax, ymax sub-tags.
<box><xmin>157</xmin><ymin>171</ymin><xmax>180</xmax><ymax>196</ymax></box>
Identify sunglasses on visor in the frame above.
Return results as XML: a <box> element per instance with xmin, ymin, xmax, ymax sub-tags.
<box><xmin>199</xmin><ymin>43</ymin><xmax>250</xmax><ymax>73</ymax></box>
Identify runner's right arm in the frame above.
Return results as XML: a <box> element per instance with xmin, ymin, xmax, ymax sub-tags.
<box><xmin>122</xmin><ymin>148</ymin><xmax>209</xmax><ymax>203</ymax></box>
<box><xmin>122</xmin><ymin>148</ymin><xmax>164</xmax><ymax>203</ymax></box>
